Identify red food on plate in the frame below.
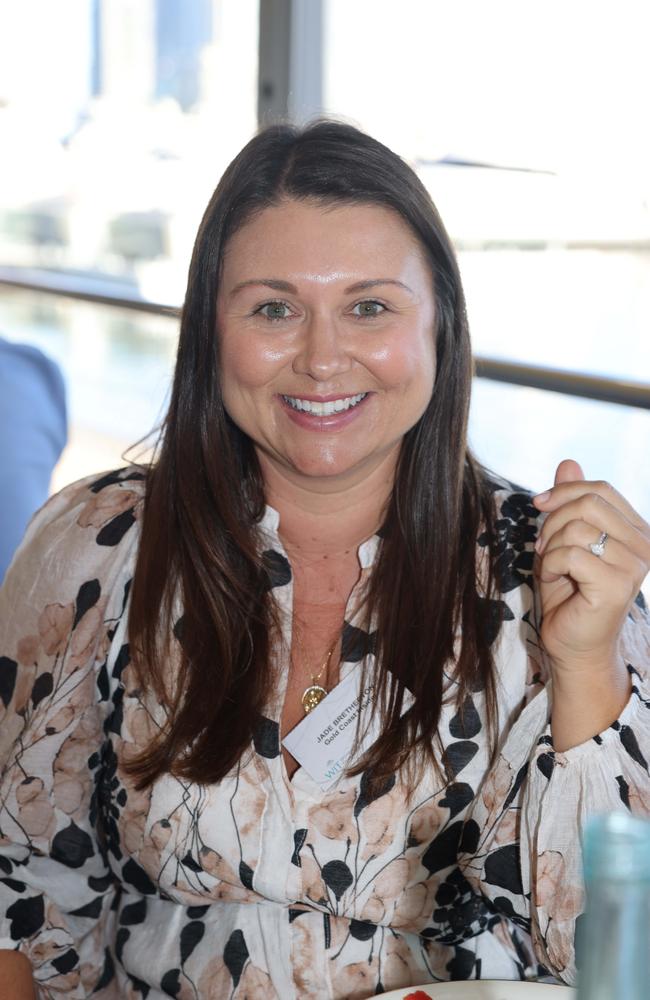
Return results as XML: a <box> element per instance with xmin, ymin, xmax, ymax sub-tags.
<box><xmin>403</xmin><ymin>992</ymin><xmax>432</xmax><ymax>1000</ymax></box>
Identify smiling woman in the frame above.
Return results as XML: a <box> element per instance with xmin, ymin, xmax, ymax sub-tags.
<box><xmin>214</xmin><ymin>196</ymin><xmax>440</xmax><ymax>751</ymax></box>
<box><xmin>0</xmin><ymin>120</ymin><xmax>648</xmax><ymax>1000</ymax></box>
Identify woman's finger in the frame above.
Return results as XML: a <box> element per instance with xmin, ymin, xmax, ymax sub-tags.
<box><xmin>537</xmin><ymin>543</ymin><xmax>640</xmax><ymax>607</ymax></box>
<box><xmin>536</xmin><ymin>492</ymin><xmax>650</xmax><ymax>563</ymax></box>
<box><xmin>534</xmin><ymin>477</ymin><xmax>650</xmax><ymax>536</ymax></box>
<box><xmin>541</xmin><ymin>518</ymin><xmax>648</xmax><ymax>584</ymax></box>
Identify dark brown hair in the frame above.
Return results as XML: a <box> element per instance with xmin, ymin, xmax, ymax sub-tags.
<box><xmin>125</xmin><ymin>120</ymin><xmax>500</xmax><ymax>789</ymax></box>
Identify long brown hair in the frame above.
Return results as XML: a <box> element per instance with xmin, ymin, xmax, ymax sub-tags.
<box><xmin>125</xmin><ymin>120</ymin><xmax>500</xmax><ymax>789</ymax></box>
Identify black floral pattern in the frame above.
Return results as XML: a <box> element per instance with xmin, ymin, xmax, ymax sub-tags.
<box><xmin>479</xmin><ymin>491</ymin><xmax>538</xmax><ymax>592</ymax></box>
<box><xmin>89</xmin><ymin>737</ymin><xmax>125</xmax><ymax>862</ymax></box>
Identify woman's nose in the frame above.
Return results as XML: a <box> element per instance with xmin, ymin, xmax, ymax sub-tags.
<box><xmin>292</xmin><ymin>314</ymin><xmax>352</xmax><ymax>380</ymax></box>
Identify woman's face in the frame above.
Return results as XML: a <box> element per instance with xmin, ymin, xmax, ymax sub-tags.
<box><xmin>216</xmin><ymin>198</ymin><xmax>437</xmax><ymax>490</ymax></box>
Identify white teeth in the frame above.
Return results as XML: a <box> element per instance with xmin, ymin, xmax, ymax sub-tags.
<box><xmin>282</xmin><ymin>393</ymin><xmax>367</xmax><ymax>415</ymax></box>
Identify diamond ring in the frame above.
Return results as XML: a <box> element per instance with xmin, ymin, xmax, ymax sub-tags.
<box><xmin>589</xmin><ymin>531</ymin><xmax>608</xmax><ymax>558</ymax></box>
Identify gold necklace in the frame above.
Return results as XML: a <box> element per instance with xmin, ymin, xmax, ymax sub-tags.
<box><xmin>299</xmin><ymin>636</ymin><xmax>340</xmax><ymax>714</ymax></box>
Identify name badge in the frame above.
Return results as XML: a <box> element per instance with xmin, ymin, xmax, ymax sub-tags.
<box><xmin>282</xmin><ymin>671</ymin><xmax>412</xmax><ymax>791</ymax></box>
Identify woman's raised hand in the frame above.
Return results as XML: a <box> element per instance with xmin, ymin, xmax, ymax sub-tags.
<box><xmin>533</xmin><ymin>458</ymin><xmax>650</xmax><ymax>677</ymax></box>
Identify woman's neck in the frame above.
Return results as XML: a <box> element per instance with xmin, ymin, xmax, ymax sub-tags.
<box><xmin>258</xmin><ymin>451</ymin><xmax>397</xmax><ymax>563</ymax></box>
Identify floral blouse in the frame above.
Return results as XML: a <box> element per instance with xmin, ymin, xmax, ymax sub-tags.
<box><xmin>0</xmin><ymin>468</ymin><xmax>649</xmax><ymax>1000</ymax></box>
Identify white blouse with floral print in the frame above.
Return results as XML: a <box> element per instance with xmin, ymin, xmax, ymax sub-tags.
<box><xmin>0</xmin><ymin>468</ymin><xmax>649</xmax><ymax>1000</ymax></box>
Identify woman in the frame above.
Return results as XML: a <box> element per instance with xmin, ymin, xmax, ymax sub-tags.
<box><xmin>0</xmin><ymin>121</ymin><xmax>648</xmax><ymax>999</ymax></box>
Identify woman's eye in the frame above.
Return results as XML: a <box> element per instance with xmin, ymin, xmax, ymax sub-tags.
<box><xmin>255</xmin><ymin>301</ymin><xmax>292</xmax><ymax>321</ymax></box>
<box><xmin>352</xmin><ymin>300</ymin><xmax>386</xmax><ymax>319</ymax></box>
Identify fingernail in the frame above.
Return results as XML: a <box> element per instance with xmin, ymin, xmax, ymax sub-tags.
<box><xmin>534</xmin><ymin>536</ymin><xmax>543</xmax><ymax>553</ymax></box>
<box><xmin>534</xmin><ymin>490</ymin><xmax>551</xmax><ymax>503</ymax></box>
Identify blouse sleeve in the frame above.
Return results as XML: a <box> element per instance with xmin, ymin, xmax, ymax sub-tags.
<box><xmin>0</xmin><ymin>469</ymin><xmax>142</xmax><ymax>997</ymax></box>
<box><xmin>462</xmin><ymin>591</ymin><xmax>650</xmax><ymax>986</ymax></box>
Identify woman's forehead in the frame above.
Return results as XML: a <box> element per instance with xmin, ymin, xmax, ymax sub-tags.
<box><xmin>220</xmin><ymin>198</ymin><xmax>430</xmax><ymax>284</ymax></box>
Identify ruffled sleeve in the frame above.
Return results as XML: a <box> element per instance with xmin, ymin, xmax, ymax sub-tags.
<box><xmin>463</xmin><ymin>593</ymin><xmax>650</xmax><ymax>985</ymax></box>
<box><xmin>0</xmin><ymin>469</ymin><xmax>142</xmax><ymax>997</ymax></box>
<box><xmin>522</xmin><ymin>597</ymin><xmax>650</xmax><ymax>981</ymax></box>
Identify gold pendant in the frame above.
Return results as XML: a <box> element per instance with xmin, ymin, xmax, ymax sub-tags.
<box><xmin>302</xmin><ymin>684</ymin><xmax>328</xmax><ymax>714</ymax></box>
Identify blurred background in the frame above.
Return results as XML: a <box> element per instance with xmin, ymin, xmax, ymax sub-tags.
<box><xmin>0</xmin><ymin>0</ymin><xmax>648</xmax><ymax>521</ymax></box>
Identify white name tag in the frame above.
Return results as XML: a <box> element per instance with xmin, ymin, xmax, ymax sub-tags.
<box><xmin>282</xmin><ymin>670</ymin><xmax>412</xmax><ymax>791</ymax></box>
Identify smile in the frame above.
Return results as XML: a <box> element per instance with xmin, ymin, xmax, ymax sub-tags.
<box><xmin>281</xmin><ymin>393</ymin><xmax>368</xmax><ymax>415</ymax></box>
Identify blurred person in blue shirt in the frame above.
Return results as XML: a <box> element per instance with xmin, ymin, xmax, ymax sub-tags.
<box><xmin>0</xmin><ymin>337</ymin><xmax>67</xmax><ymax>581</ymax></box>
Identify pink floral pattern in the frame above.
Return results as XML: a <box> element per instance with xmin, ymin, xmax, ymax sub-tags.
<box><xmin>0</xmin><ymin>469</ymin><xmax>648</xmax><ymax>998</ymax></box>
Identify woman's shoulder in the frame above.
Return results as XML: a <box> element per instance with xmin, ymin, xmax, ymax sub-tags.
<box><xmin>482</xmin><ymin>471</ymin><xmax>542</xmax><ymax>533</ymax></box>
<box><xmin>62</xmin><ymin>464</ymin><xmax>147</xmax><ymax>540</ymax></box>
<box><xmin>31</xmin><ymin>464</ymin><xmax>145</xmax><ymax>532</ymax></box>
<box><xmin>478</xmin><ymin>471</ymin><xmax>542</xmax><ymax>595</ymax></box>
<box><xmin>4</xmin><ymin>465</ymin><xmax>147</xmax><ymax>593</ymax></box>
<box><xmin>482</xmin><ymin>470</ymin><xmax>537</xmax><ymax>509</ymax></box>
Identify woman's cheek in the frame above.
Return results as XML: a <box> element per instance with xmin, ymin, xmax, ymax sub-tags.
<box><xmin>367</xmin><ymin>347</ymin><xmax>435</xmax><ymax>397</ymax></box>
<box><xmin>221</xmin><ymin>334</ymin><xmax>291</xmax><ymax>388</ymax></box>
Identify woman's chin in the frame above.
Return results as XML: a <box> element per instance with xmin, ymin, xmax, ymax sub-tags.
<box><xmin>266</xmin><ymin>446</ymin><xmax>377</xmax><ymax>486</ymax></box>
<box><xmin>287</xmin><ymin>458</ymin><xmax>364</xmax><ymax>483</ymax></box>
<box><xmin>255</xmin><ymin>436</ymin><xmax>401</xmax><ymax>489</ymax></box>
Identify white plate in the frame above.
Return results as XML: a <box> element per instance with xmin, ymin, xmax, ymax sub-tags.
<box><xmin>368</xmin><ymin>982</ymin><xmax>575</xmax><ymax>1000</ymax></box>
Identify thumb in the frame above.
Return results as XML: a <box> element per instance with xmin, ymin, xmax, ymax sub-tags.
<box><xmin>554</xmin><ymin>458</ymin><xmax>585</xmax><ymax>487</ymax></box>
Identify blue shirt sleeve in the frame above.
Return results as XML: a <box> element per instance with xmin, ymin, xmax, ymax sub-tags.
<box><xmin>0</xmin><ymin>337</ymin><xmax>68</xmax><ymax>582</ymax></box>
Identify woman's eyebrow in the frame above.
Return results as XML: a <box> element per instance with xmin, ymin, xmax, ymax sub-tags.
<box><xmin>228</xmin><ymin>277</ymin><xmax>414</xmax><ymax>297</ymax></box>
<box><xmin>345</xmin><ymin>278</ymin><xmax>414</xmax><ymax>295</ymax></box>
<box><xmin>229</xmin><ymin>278</ymin><xmax>296</xmax><ymax>297</ymax></box>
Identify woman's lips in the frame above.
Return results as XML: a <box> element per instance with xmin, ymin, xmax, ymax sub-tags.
<box><xmin>277</xmin><ymin>392</ymin><xmax>372</xmax><ymax>430</ymax></box>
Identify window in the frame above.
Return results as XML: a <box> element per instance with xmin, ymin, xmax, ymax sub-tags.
<box><xmin>0</xmin><ymin>0</ymin><xmax>259</xmax><ymax>302</ymax></box>
<box><xmin>1</xmin><ymin>0</ymin><xmax>648</xmax><ymax>525</ymax></box>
